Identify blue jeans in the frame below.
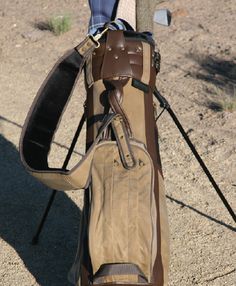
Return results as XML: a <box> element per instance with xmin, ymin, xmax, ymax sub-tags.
<box><xmin>88</xmin><ymin>0</ymin><xmax>121</xmax><ymax>34</ymax></box>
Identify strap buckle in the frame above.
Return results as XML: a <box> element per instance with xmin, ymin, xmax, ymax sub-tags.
<box><xmin>89</xmin><ymin>27</ymin><xmax>109</xmax><ymax>48</ymax></box>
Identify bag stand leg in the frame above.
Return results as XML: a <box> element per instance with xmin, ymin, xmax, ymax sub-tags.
<box><xmin>153</xmin><ymin>88</ymin><xmax>236</xmax><ymax>224</ymax></box>
<box><xmin>31</xmin><ymin>114</ymin><xmax>86</xmax><ymax>245</ymax></box>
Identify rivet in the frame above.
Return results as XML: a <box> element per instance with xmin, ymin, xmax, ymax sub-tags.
<box><xmin>136</xmin><ymin>46</ymin><xmax>142</xmax><ymax>52</ymax></box>
<box><xmin>114</xmin><ymin>55</ymin><xmax>119</xmax><ymax>59</ymax></box>
<box><xmin>121</xmin><ymin>46</ymin><xmax>125</xmax><ymax>51</ymax></box>
<box><xmin>108</xmin><ymin>47</ymin><xmax>112</xmax><ymax>51</ymax></box>
<box><xmin>93</xmin><ymin>52</ymin><xmax>96</xmax><ymax>56</ymax></box>
<box><xmin>139</xmin><ymin>160</ymin><xmax>145</xmax><ymax>167</ymax></box>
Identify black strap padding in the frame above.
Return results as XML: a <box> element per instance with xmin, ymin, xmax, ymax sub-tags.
<box><xmin>132</xmin><ymin>78</ymin><xmax>149</xmax><ymax>93</ymax></box>
<box><xmin>21</xmin><ymin>49</ymin><xmax>84</xmax><ymax>170</ymax></box>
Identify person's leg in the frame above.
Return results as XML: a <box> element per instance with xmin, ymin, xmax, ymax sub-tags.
<box><xmin>115</xmin><ymin>0</ymin><xmax>136</xmax><ymax>30</ymax></box>
<box><xmin>88</xmin><ymin>0</ymin><xmax>118</xmax><ymax>34</ymax></box>
<box><xmin>113</xmin><ymin>0</ymin><xmax>158</xmax><ymax>32</ymax></box>
<box><xmin>88</xmin><ymin>0</ymin><xmax>137</xmax><ymax>34</ymax></box>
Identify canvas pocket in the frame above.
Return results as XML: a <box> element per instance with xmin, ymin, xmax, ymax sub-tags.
<box><xmin>88</xmin><ymin>141</ymin><xmax>157</xmax><ymax>283</ymax></box>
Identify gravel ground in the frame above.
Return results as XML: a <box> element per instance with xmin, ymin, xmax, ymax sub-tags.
<box><xmin>0</xmin><ymin>0</ymin><xmax>235</xmax><ymax>285</ymax></box>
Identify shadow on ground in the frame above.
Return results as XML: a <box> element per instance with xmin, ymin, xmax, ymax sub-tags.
<box><xmin>188</xmin><ymin>53</ymin><xmax>236</xmax><ymax>111</ymax></box>
<box><xmin>189</xmin><ymin>53</ymin><xmax>236</xmax><ymax>88</ymax></box>
<box><xmin>166</xmin><ymin>196</ymin><xmax>236</xmax><ymax>232</ymax></box>
<box><xmin>0</xmin><ymin>133</ymin><xmax>81</xmax><ymax>285</ymax></box>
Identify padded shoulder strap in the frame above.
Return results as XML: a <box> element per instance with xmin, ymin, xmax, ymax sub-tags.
<box><xmin>21</xmin><ymin>113</ymin><xmax>131</xmax><ymax>191</ymax></box>
<box><xmin>19</xmin><ymin>31</ymin><xmax>147</xmax><ymax>191</ymax></box>
<box><xmin>19</xmin><ymin>35</ymin><xmax>100</xmax><ymax>189</ymax></box>
<box><xmin>27</xmin><ymin>114</ymin><xmax>118</xmax><ymax>191</ymax></box>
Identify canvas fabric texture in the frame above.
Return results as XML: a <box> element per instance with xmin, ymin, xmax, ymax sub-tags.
<box><xmin>89</xmin><ymin>141</ymin><xmax>156</xmax><ymax>281</ymax></box>
<box><xmin>82</xmin><ymin>31</ymin><xmax>170</xmax><ymax>286</ymax></box>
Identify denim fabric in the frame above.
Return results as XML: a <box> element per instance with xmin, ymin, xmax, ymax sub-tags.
<box><xmin>88</xmin><ymin>0</ymin><xmax>127</xmax><ymax>34</ymax></box>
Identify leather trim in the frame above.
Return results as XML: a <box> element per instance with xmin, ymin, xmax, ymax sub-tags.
<box><xmin>144</xmin><ymin>89</ymin><xmax>164</xmax><ymax>285</ymax></box>
<box><xmin>101</xmin><ymin>31</ymin><xmax>132</xmax><ymax>79</ymax></box>
<box><xmin>111</xmin><ymin>116</ymin><xmax>136</xmax><ymax>169</ymax></box>
<box><xmin>121</xmin><ymin>79</ymin><xmax>147</xmax><ymax>146</ymax></box>
<box><xmin>92</xmin><ymin>32</ymin><xmax>145</xmax><ymax>83</ymax></box>
<box><xmin>108</xmin><ymin>89</ymin><xmax>132</xmax><ymax>137</ymax></box>
<box><xmin>141</xmin><ymin>42</ymin><xmax>151</xmax><ymax>85</ymax></box>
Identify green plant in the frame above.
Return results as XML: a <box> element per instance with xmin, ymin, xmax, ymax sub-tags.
<box><xmin>48</xmin><ymin>15</ymin><xmax>71</xmax><ymax>36</ymax></box>
<box><xmin>206</xmin><ymin>85</ymin><xmax>236</xmax><ymax>112</ymax></box>
<box><xmin>220</xmin><ymin>96</ymin><xmax>236</xmax><ymax>112</ymax></box>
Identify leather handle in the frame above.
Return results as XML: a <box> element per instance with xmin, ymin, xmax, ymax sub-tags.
<box><xmin>105</xmin><ymin>79</ymin><xmax>132</xmax><ymax>137</ymax></box>
<box><xmin>112</xmin><ymin>115</ymin><xmax>136</xmax><ymax>169</ymax></box>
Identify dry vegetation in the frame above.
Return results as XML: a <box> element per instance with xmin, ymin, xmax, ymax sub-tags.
<box><xmin>48</xmin><ymin>15</ymin><xmax>72</xmax><ymax>35</ymax></box>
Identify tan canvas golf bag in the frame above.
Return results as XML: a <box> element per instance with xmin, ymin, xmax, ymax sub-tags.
<box><xmin>20</xmin><ymin>29</ymin><xmax>170</xmax><ymax>286</ymax></box>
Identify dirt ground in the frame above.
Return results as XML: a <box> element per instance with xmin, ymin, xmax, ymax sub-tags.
<box><xmin>0</xmin><ymin>0</ymin><xmax>235</xmax><ymax>285</ymax></box>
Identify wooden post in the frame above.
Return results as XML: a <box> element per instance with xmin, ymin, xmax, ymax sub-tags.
<box><xmin>136</xmin><ymin>0</ymin><xmax>164</xmax><ymax>31</ymax></box>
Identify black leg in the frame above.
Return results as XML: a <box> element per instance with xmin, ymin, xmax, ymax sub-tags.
<box><xmin>32</xmin><ymin>189</ymin><xmax>57</xmax><ymax>244</ymax></box>
<box><xmin>31</xmin><ymin>113</ymin><xmax>86</xmax><ymax>244</ymax></box>
<box><xmin>154</xmin><ymin>88</ymin><xmax>236</xmax><ymax>224</ymax></box>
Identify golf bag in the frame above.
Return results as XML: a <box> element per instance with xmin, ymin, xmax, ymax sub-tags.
<box><xmin>20</xmin><ymin>30</ymin><xmax>170</xmax><ymax>286</ymax></box>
